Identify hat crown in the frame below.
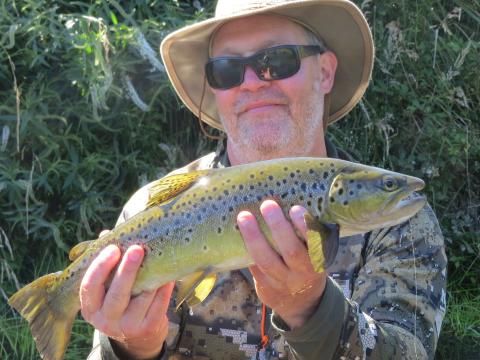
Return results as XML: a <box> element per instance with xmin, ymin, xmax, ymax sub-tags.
<box><xmin>215</xmin><ymin>0</ymin><xmax>296</xmax><ymax>17</ymax></box>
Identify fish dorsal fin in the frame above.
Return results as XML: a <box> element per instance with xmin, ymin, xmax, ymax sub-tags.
<box><xmin>176</xmin><ymin>267</ymin><xmax>217</xmax><ymax>311</ymax></box>
<box><xmin>68</xmin><ymin>240</ymin><xmax>94</xmax><ymax>261</ymax></box>
<box><xmin>304</xmin><ymin>213</ymin><xmax>339</xmax><ymax>273</ymax></box>
<box><xmin>146</xmin><ymin>171</ymin><xmax>208</xmax><ymax>208</ymax></box>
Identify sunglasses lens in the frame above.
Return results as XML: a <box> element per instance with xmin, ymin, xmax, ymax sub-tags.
<box><xmin>206</xmin><ymin>59</ymin><xmax>244</xmax><ymax>89</ymax></box>
<box><xmin>256</xmin><ymin>47</ymin><xmax>299</xmax><ymax>80</ymax></box>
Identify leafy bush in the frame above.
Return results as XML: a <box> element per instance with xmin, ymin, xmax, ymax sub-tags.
<box><xmin>0</xmin><ymin>0</ymin><xmax>478</xmax><ymax>358</ymax></box>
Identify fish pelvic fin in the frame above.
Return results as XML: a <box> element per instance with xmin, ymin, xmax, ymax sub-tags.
<box><xmin>8</xmin><ymin>272</ymin><xmax>79</xmax><ymax>360</ymax></box>
<box><xmin>146</xmin><ymin>170</ymin><xmax>208</xmax><ymax>208</ymax></box>
<box><xmin>304</xmin><ymin>213</ymin><xmax>339</xmax><ymax>273</ymax></box>
<box><xmin>176</xmin><ymin>268</ymin><xmax>217</xmax><ymax>311</ymax></box>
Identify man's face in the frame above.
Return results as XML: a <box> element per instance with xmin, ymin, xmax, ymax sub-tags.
<box><xmin>210</xmin><ymin>15</ymin><xmax>337</xmax><ymax>165</ymax></box>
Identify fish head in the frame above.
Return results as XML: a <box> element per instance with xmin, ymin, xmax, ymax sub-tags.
<box><xmin>322</xmin><ymin>165</ymin><xmax>426</xmax><ymax>236</ymax></box>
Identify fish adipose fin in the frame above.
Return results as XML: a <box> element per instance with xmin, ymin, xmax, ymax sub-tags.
<box><xmin>146</xmin><ymin>170</ymin><xmax>208</xmax><ymax>208</ymax></box>
<box><xmin>303</xmin><ymin>213</ymin><xmax>339</xmax><ymax>273</ymax></box>
<box><xmin>8</xmin><ymin>272</ymin><xmax>79</xmax><ymax>360</ymax></box>
<box><xmin>176</xmin><ymin>267</ymin><xmax>217</xmax><ymax>310</ymax></box>
<box><xmin>68</xmin><ymin>240</ymin><xmax>94</xmax><ymax>261</ymax></box>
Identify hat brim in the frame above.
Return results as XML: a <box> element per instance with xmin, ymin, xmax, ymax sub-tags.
<box><xmin>160</xmin><ymin>0</ymin><xmax>374</xmax><ymax>131</ymax></box>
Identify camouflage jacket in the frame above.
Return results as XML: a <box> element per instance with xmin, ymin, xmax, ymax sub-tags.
<box><xmin>88</xmin><ymin>140</ymin><xmax>447</xmax><ymax>360</ymax></box>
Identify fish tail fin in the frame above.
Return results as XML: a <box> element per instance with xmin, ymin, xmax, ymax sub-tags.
<box><xmin>8</xmin><ymin>272</ymin><xmax>79</xmax><ymax>360</ymax></box>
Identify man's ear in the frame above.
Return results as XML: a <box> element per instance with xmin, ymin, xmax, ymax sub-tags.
<box><xmin>318</xmin><ymin>51</ymin><xmax>338</xmax><ymax>94</ymax></box>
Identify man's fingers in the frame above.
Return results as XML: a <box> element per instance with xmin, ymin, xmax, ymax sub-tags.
<box><xmin>289</xmin><ymin>205</ymin><xmax>308</xmax><ymax>238</ymax></box>
<box><xmin>237</xmin><ymin>210</ymin><xmax>288</xmax><ymax>281</ymax></box>
<box><xmin>142</xmin><ymin>281</ymin><xmax>175</xmax><ymax>331</ymax></box>
<box><xmin>260</xmin><ymin>200</ymin><xmax>311</xmax><ymax>272</ymax></box>
<box><xmin>102</xmin><ymin>245</ymin><xmax>145</xmax><ymax>319</ymax></box>
<box><xmin>80</xmin><ymin>245</ymin><xmax>121</xmax><ymax>317</ymax></box>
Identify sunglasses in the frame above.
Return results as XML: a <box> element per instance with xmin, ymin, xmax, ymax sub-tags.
<box><xmin>205</xmin><ymin>44</ymin><xmax>326</xmax><ymax>90</ymax></box>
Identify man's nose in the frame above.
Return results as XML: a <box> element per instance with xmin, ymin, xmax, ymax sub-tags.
<box><xmin>239</xmin><ymin>66</ymin><xmax>270</xmax><ymax>91</ymax></box>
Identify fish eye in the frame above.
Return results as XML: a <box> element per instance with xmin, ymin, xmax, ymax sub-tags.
<box><xmin>382</xmin><ymin>176</ymin><xmax>398</xmax><ymax>191</ymax></box>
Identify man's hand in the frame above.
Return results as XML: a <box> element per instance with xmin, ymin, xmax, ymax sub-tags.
<box><xmin>79</xmin><ymin>235</ymin><xmax>174</xmax><ymax>359</ymax></box>
<box><xmin>237</xmin><ymin>200</ymin><xmax>326</xmax><ymax>330</ymax></box>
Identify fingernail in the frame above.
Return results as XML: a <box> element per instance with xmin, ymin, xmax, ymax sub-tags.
<box><xmin>128</xmin><ymin>250</ymin><xmax>142</xmax><ymax>262</ymax></box>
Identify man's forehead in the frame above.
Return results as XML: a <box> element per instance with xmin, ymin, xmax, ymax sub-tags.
<box><xmin>210</xmin><ymin>14</ymin><xmax>308</xmax><ymax>56</ymax></box>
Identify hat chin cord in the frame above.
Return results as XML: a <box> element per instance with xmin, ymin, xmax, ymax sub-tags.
<box><xmin>197</xmin><ymin>75</ymin><xmax>226</xmax><ymax>141</ymax></box>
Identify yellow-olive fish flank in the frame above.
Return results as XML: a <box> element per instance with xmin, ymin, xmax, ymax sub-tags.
<box><xmin>8</xmin><ymin>157</ymin><xmax>426</xmax><ymax>360</ymax></box>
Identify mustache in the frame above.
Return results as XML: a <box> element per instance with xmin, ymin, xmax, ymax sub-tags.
<box><xmin>234</xmin><ymin>90</ymin><xmax>289</xmax><ymax>113</ymax></box>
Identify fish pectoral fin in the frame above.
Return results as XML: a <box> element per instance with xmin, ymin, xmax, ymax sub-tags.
<box><xmin>68</xmin><ymin>240</ymin><xmax>94</xmax><ymax>261</ymax></box>
<box><xmin>303</xmin><ymin>213</ymin><xmax>339</xmax><ymax>273</ymax></box>
<box><xmin>176</xmin><ymin>268</ymin><xmax>217</xmax><ymax>311</ymax></box>
<box><xmin>146</xmin><ymin>170</ymin><xmax>209</xmax><ymax>208</ymax></box>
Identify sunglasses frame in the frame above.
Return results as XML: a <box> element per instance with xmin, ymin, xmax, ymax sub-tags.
<box><xmin>205</xmin><ymin>44</ymin><xmax>326</xmax><ymax>90</ymax></box>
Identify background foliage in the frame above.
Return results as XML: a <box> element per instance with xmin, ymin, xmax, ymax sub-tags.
<box><xmin>0</xmin><ymin>0</ymin><xmax>478</xmax><ymax>358</ymax></box>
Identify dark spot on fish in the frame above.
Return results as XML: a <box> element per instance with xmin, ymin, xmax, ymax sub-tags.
<box><xmin>284</xmin><ymin>167</ymin><xmax>288</xmax><ymax>171</ymax></box>
<box><xmin>330</xmin><ymin>197</ymin><xmax>335</xmax><ymax>203</ymax></box>
<box><xmin>224</xmin><ymin>190</ymin><xmax>229</xmax><ymax>196</ymax></box>
<box><xmin>319</xmin><ymin>184</ymin><xmax>326</xmax><ymax>191</ymax></box>
<box><xmin>290</xmin><ymin>172</ymin><xmax>295</xmax><ymax>178</ymax></box>
<box><xmin>334</xmin><ymin>182</ymin><xmax>339</xmax><ymax>188</ymax></box>
<box><xmin>343</xmin><ymin>200</ymin><xmax>349</xmax><ymax>206</ymax></box>
<box><xmin>148</xmin><ymin>217</ymin><xmax>153</xmax><ymax>223</ymax></box>
<box><xmin>120</xmin><ymin>232</ymin><xmax>125</xmax><ymax>237</ymax></box>
<box><xmin>250</xmin><ymin>185</ymin><xmax>254</xmax><ymax>190</ymax></box>
<box><xmin>239</xmin><ymin>185</ymin><xmax>244</xmax><ymax>190</ymax></box>
<box><xmin>338</xmin><ymin>188</ymin><xmax>344</xmax><ymax>195</ymax></box>
<box><xmin>299</xmin><ymin>195</ymin><xmax>304</xmax><ymax>201</ymax></box>
<box><xmin>208</xmin><ymin>196</ymin><xmax>213</xmax><ymax>200</ymax></box>
<box><xmin>231</xmin><ymin>185</ymin><xmax>236</xmax><ymax>189</ymax></box>
<box><xmin>201</xmin><ymin>197</ymin><xmax>205</xmax><ymax>202</ymax></box>
<box><xmin>330</xmin><ymin>168</ymin><xmax>335</xmax><ymax>173</ymax></box>
<box><xmin>197</xmin><ymin>215</ymin><xmax>202</xmax><ymax>221</ymax></box>
<box><xmin>257</xmin><ymin>182</ymin><xmax>262</xmax><ymax>186</ymax></box>
<box><xmin>300</xmin><ymin>183</ymin><xmax>307</xmax><ymax>192</ymax></box>
<box><xmin>269</xmin><ymin>189</ymin><xmax>275</xmax><ymax>196</ymax></box>
<box><xmin>357</xmin><ymin>184</ymin><xmax>362</xmax><ymax>190</ymax></box>
<box><xmin>188</xmin><ymin>200</ymin><xmax>192</xmax><ymax>205</ymax></box>
<box><xmin>217</xmin><ymin>227</ymin><xmax>222</xmax><ymax>234</ymax></box>
<box><xmin>186</xmin><ymin>213</ymin><xmax>191</xmax><ymax>219</ymax></box>
<box><xmin>323</xmin><ymin>172</ymin><xmax>329</xmax><ymax>179</ymax></box>
<box><xmin>222</xmin><ymin>215</ymin><xmax>226</xmax><ymax>221</ymax></box>
<box><xmin>349</xmin><ymin>191</ymin><xmax>354</xmax><ymax>196</ymax></box>
<box><xmin>233</xmin><ymin>195</ymin><xmax>238</xmax><ymax>202</ymax></box>
<box><xmin>250</xmin><ymin>174</ymin><xmax>255</xmax><ymax>179</ymax></box>
<box><xmin>309</xmin><ymin>169</ymin><xmax>314</xmax><ymax>174</ymax></box>
<box><xmin>307</xmin><ymin>200</ymin><xmax>312</xmax><ymax>206</ymax></box>
<box><xmin>349</xmin><ymin>179</ymin><xmax>354</xmax><ymax>183</ymax></box>
<box><xmin>176</xmin><ymin>205</ymin><xmax>181</xmax><ymax>210</ymax></box>
<box><xmin>193</xmin><ymin>204</ymin><xmax>198</xmax><ymax>209</ymax></box>
<box><xmin>276</xmin><ymin>181</ymin><xmax>281</xmax><ymax>187</ymax></box>
<box><xmin>226</xmin><ymin>179</ymin><xmax>231</xmax><ymax>183</ymax></box>
<box><xmin>193</xmin><ymin>193</ymin><xmax>197</xmax><ymax>197</ymax></box>
<box><xmin>185</xmin><ymin>237</ymin><xmax>190</xmax><ymax>243</ymax></box>
<box><xmin>291</xmin><ymin>188</ymin><xmax>296</xmax><ymax>195</ymax></box>
<box><xmin>229</xmin><ymin>206</ymin><xmax>234</xmax><ymax>212</ymax></box>
<box><xmin>158</xmin><ymin>251</ymin><xmax>162</xmax><ymax>256</ymax></box>
<box><xmin>268</xmin><ymin>175</ymin><xmax>274</xmax><ymax>181</ymax></box>
<box><xmin>294</xmin><ymin>180</ymin><xmax>299</xmax><ymax>185</ymax></box>
<box><xmin>330</xmin><ymin>163</ymin><xmax>335</xmax><ymax>167</ymax></box>
<box><xmin>202</xmin><ymin>207</ymin><xmax>207</xmax><ymax>213</ymax></box>
<box><xmin>217</xmin><ymin>196</ymin><xmax>223</xmax><ymax>201</ymax></box>
<box><xmin>281</xmin><ymin>192</ymin><xmax>288</xmax><ymax>199</ymax></box>
<box><xmin>165</xmin><ymin>212</ymin><xmax>169</xmax><ymax>218</ymax></box>
<box><xmin>282</xmin><ymin>179</ymin><xmax>287</xmax><ymax>184</ymax></box>
<box><xmin>188</xmin><ymin>228</ymin><xmax>193</xmax><ymax>233</ymax></box>
<box><xmin>256</xmin><ymin>195</ymin><xmax>262</xmax><ymax>201</ymax></box>
<box><xmin>203</xmin><ymin>245</ymin><xmax>208</xmax><ymax>251</ymax></box>
<box><xmin>235</xmin><ymin>224</ymin><xmax>239</xmax><ymax>231</ymax></box>
<box><xmin>296</xmin><ymin>169</ymin><xmax>300</xmax><ymax>173</ymax></box>
<box><xmin>243</xmin><ymin>196</ymin><xmax>248</xmax><ymax>201</ymax></box>
<box><xmin>212</xmin><ymin>204</ymin><xmax>218</xmax><ymax>211</ymax></box>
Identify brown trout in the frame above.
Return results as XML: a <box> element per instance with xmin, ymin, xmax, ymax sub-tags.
<box><xmin>9</xmin><ymin>157</ymin><xmax>426</xmax><ymax>360</ymax></box>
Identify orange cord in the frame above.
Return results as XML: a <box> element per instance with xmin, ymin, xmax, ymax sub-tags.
<box><xmin>260</xmin><ymin>303</ymin><xmax>269</xmax><ymax>349</ymax></box>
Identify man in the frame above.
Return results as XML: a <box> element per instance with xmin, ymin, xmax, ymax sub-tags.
<box><xmin>83</xmin><ymin>1</ymin><xmax>447</xmax><ymax>359</ymax></box>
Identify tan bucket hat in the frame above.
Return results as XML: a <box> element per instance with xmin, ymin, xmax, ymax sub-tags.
<box><xmin>160</xmin><ymin>0</ymin><xmax>374</xmax><ymax>131</ymax></box>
